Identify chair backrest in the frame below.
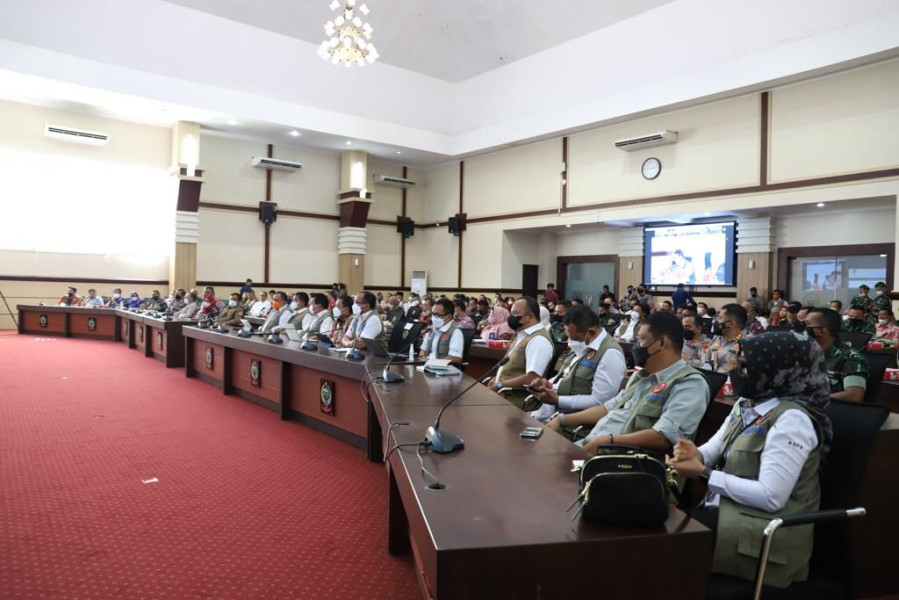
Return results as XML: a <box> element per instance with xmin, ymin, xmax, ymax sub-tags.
<box><xmin>459</xmin><ymin>328</ymin><xmax>478</xmax><ymax>361</ymax></box>
<box><xmin>544</xmin><ymin>341</ymin><xmax>568</xmax><ymax>379</ymax></box>
<box><xmin>696</xmin><ymin>368</ymin><xmax>729</xmax><ymax>399</ymax></box>
<box><xmin>388</xmin><ymin>321</ymin><xmax>422</xmax><ymax>353</ymax></box>
<box><xmin>810</xmin><ymin>400</ymin><xmax>889</xmax><ymax>589</ymax></box>
<box><xmin>837</xmin><ymin>330</ymin><xmax>872</xmax><ymax>350</ymax></box>
<box><xmin>700</xmin><ymin>318</ymin><xmax>713</xmax><ymax>335</ymax></box>
<box><xmin>861</xmin><ymin>351</ymin><xmax>889</xmax><ymax>403</ymax></box>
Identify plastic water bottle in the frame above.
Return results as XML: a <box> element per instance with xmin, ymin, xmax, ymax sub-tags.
<box><xmin>408</xmin><ymin>342</ymin><xmax>415</xmax><ymax>361</ymax></box>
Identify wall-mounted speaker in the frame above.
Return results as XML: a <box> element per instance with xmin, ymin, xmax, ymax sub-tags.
<box><xmin>448</xmin><ymin>213</ymin><xmax>467</xmax><ymax>236</ymax></box>
<box><xmin>259</xmin><ymin>201</ymin><xmax>278</xmax><ymax>227</ymax></box>
<box><xmin>396</xmin><ymin>216</ymin><xmax>415</xmax><ymax>239</ymax></box>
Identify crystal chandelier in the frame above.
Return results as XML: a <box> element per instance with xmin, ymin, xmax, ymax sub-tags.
<box><xmin>317</xmin><ymin>0</ymin><xmax>379</xmax><ymax>67</ymax></box>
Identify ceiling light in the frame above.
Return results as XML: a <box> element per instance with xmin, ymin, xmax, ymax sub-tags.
<box><xmin>816</xmin><ymin>202</ymin><xmax>825</xmax><ymax>208</ymax></box>
<box><xmin>395</xmin><ymin>151</ymin><xmax>402</xmax><ymax>155</ymax></box>
<box><xmin>345</xmin><ymin>140</ymin><xmax>353</xmax><ymax>145</ymax></box>
<box><xmin>566</xmin><ymin>224</ymin><xmax>572</xmax><ymax>228</ymax></box>
<box><xmin>318</xmin><ymin>1</ymin><xmax>378</xmax><ymax>67</ymax></box>
<box><xmin>288</xmin><ymin>130</ymin><xmax>301</xmax><ymax>137</ymax></box>
<box><xmin>227</xmin><ymin>119</ymin><xmax>239</xmax><ymax>126</ymax></box>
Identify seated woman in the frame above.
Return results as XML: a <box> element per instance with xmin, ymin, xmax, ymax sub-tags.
<box><xmin>478</xmin><ymin>304</ymin><xmax>515</xmax><ymax>340</ymax></box>
<box><xmin>874</xmin><ymin>308</ymin><xmax>899</xmax><ymax>345</ymax></box>
<box><xmin>667</xmin><ymin>331</ymin><xmax>831</xmax><ymax>589</ymax></box>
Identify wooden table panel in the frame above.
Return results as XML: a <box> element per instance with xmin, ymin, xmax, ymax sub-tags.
<box><xmin>229</xmin><ymin>350</ymin><xmax>282</xmax><ymax>408</ymax></box>
<box><xmin>19</xmin><ymin>309</ymin><xmax>66</xmax><ymax>336</ymax></box>
<box><xmin>290</xmin><ymin>367</ymin><xmax>367</xmax><ymax>438</ymax></box>
<box><xmin>191</xmin><ymin>341</ymin><xmax>225</xmax><ymax>382</ymax></box>
<box><xmin>68</xmin><ymin>311</ymin><xmax>118</xmax><ymax>340</ymax></box>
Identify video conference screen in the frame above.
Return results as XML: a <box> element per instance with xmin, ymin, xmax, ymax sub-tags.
<box><xmin>643</xmin><ymin>222</ymin><xmax>736</xmax><ymax>286</ymax></box>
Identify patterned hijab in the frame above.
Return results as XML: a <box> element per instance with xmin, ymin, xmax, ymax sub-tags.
<box><xmin>739</xmin><ymin>331</ymin><xmax>833</xmax><ymax>452</ymax></box>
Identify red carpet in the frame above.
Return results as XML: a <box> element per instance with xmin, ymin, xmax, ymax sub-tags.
<box><xmin>0</xmin><ymin>331</ymin><xmax>419</xmax><ymax>599</ymax></box>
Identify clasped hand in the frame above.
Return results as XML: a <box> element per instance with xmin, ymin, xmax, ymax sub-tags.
<box><xmin>665</xmin><ymin>439</ymin><xmax>704</xmax><ymax>478</ymax></box>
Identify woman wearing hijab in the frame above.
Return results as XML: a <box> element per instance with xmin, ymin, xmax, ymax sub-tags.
<box><xmin>479</xmin><ymin>304</ymin><xmax>515</xmax><ymax>340</ymax></box>
<box><xmin>667</xmin><ymin>331</ymin><xmax>831</xmax><ymax>589</ymax></box>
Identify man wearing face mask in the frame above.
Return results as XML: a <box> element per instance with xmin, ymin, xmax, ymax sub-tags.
<box><xmin>384</xmin><ymin>297</ymin><xmax>405</xmax><ymax>327</ymax></box>
<box><xmin>167</xmin><ymin>289</ymin><xmax>187</xmax><ymax>313</ymax></box>
<box><xmin>419</xmin><ymin>298</ymin><xmax>464</xmax><ymax>365</ymax></box>
<box><xmin>613</xmin><ymin>303</ymin><xmax>647</xmax><ymax>343</ymax></box>
<box><xmin>681</xmin><ymin>313</ymin><xmax>711</xmax><ymax>368</ymax></box>
<box><xmin>547</xmin><ymin>311</ymin><xmax>708</xmax><ymax>454</ymax></box>
<box><xmin>281</xmin><ymin>292</ymin><xmax>313</xmax><ymax>333</ymax></box>
<box><xmin>341</xmin><ymin>291</ymin><xmax>385</xmax><ymax>350</ymax></box>
<box><xmin>260</xmin><ymin>291</ymin><xmax>291</xmax><ymax>333</ymax></box>
<box><xmin>82</xmin><ymin>289</ymin><xmax>105</xmax><ymax>309</ymax></box>
<box><xmin>549</xmin><ymin>300</ymin><xmax>571</xmax><ymax>343</ymax></box>
<box><xmin>873</xmin><ymin>281</ymin><xmax>891</xmax><ymax>313</ymax></box>
<box><xmin>741</xmin><ymin>300</ymin><xmax>765</xmax><ymax>335</ymax></box>
<box><xmin>636</xmin><ymin>285</ymin><xmax>652</xmax><ymax>307</ymax></box>
<box><xmin>58</xmin><ymin>287</ymin><xmax>82</xmax><ymax>307</ymax></box>
<box><xmin>177</xmin><ymin>292</ymin><xmax>200</xmax><ymax>320</ymax></box>
<box><xmin>301</xmin><ymin>293</ymin><xmax>334</xmax><ymax>340</ymax></box>
<box><xmin>329</xmin><ymin>295</ymin><xmax>354</xmax><ymax>343</ymax></box>
<box><xmin>696</xmin><ymin>302</ymin><xmax>711</xmax><ymax>322</ymax></box>
<box><xmin>106</xmin><ymin>288</ymin><xmax>126</xmax><ymax>308</ymax></box>
<box><xmin>485</xmin><ymin>296</ymin><xmax>554</xmax><ymax>409</ymax></box>
<box><xmin>849</xmin><ymin>285</ymin><xmax>874</xmax><ymax>314</ymax></box>
<box><xmin>528</xmin><ymin>305</ymin><xmax>626</xmax><ymax>422</ymax></box>
<box><xmin>805</xmin><ymin>308</ymin><xmax>869</xmax><ymax>403</ymax></box>
<box><xmin>142</xmin><ymin>290</ymin><xmax>167</xmax><ymax>312</ymax></box>
<box><xmin>249</xmin><ymin>291</ymin><xmax>272</xmax><ymax>317</ymax></box>
<box><xmin>701</xmin><ymin>303</ymin><xmax>747</xmax><ymax>374</ymax></box>
<box><xmin>215</xmin><ymin>292</ymin><xmax>246</xmax><ymax>328</ymax></box>
<box><xmin>840</xmin><ymin>304</ymin><xmax>875</xmax><ymax>335</ymax></box>
<box><xmin>405</xmin><ymin>293</ymin><xmax>422</xmax><ymax>321</ymax></box>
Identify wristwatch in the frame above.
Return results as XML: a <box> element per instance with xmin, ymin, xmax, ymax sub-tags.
<box><xmin>495</xmin><ymin>381</ymin><xmax>503</xmax><ymax>391</ymax></box>
<box><xmin>700</xmin><ymin>466</ymin><xmax>713</xmax><ymax>481</ymax></box>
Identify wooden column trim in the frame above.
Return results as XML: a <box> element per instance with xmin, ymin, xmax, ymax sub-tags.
<box><xmin>264</xmin><ymin>143</ymin><xmax>273</xmax><ymax>284</ymax></box>
<box><xmin>562</xmin><ymin>136</ymin><xmax>569</xmax><ymax>210</ymax></box>
<box><xmin>458</xmin><ymin>161</ymin><xmax>464</xmax><ymax>289</ymax></box>
<box><xmin>401</xmin><ymin>165</ymin><xmax>407</xmax><ymax>289</ymax></box>
<box><xmin>760</xmin><ymin>92</ymin><xmax>770</xmax><ymax>187</ymax></box>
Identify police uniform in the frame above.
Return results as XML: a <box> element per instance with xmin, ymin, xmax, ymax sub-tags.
<box><xmin>824</xmin><ymin>341</ymin><xmax>869</xmax><ymax>394</ymax></box>
<box><xmin>703</xmin><ymin>334</ymin><xmax>742</xmax><ymax>374</ymax></box>
<box><xmin>681</xmin><ymin>335</ymin><xmax>711</xmax><ymax>368</ymax></box>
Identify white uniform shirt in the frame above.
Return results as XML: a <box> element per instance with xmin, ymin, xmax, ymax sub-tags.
<box><xmin>303</xmin><ymin>310</ymin><xmax>334</xmax><ymax>339</ymax></box>
<box><xmin>249</xmin><ymin>300</ymin><xmax>272</xmax><ymax>317</ymax></box>
<box><xmin>497</xmin><ymin>323</ymin><xmax>554</xmax><ymax>381</ymax></box>
<box><xmin>82</xmin><ymin>296</ymin><xmax>104</xmax><ymax>308</ymax></box>
<box><xmin>344</xmin><ymin>310</ymin><xmax>384</xmax><ymax>341</ymax></box>
<box><xmin>700</xmin><ymin>397</ymin><xmax>818</xmax><ymax>512</ymax></box>
<box><xmin>425</xmin><ymin>321</ymin><xmax>464</xmax><ymax>360</ymax></box>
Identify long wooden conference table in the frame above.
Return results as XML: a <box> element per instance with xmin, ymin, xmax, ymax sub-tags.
<box><xmin>14</xmin><ymin>304</ymin><xmax>899</xmax><ymax>597</ymax></box>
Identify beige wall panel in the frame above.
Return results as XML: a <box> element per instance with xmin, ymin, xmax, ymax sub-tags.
<box><xmin>770</xmin><ymin>61</ymin><xmax>899</xmax><ymax>182</ymax></box>
<box><xmin>418</xmin><ymin>227</ymin><xmax>457</xmax><ymax>289</ymax></box>
<box><xmin>0</xmin><ymin>250</ymin><xmax>168</xmax><ymax>279</ymax></box>
<box><xmin>460</xmin><ymin>223</ymin><xmax>505</xmax><ymax>289</ymax></box>
<box><xmin>367</xmin><ymin>157</ymin><xmax>404</xmax><ymax>222</ymax></box>
<box><xmin>199</xmin><ymin>135</ymin><xmax>267</xmax><ymax>205</ymax></box>
<box><xmin>464</xmin><ymin>139</ymin><xmax>561</xmax><ymax>218</ymax></box>
<box><xmin>364</xmin><ymin>224</ymin><xmax>401</xmax><ymax>288</ymax></box>
<box><xmin>196</xmin><ymin>208</ymin><xmax>264</xmax><ymax>282</ymax></box>
<box><xmin>555</xmin><ymin>228</ymin><xmax>621</xmax><ymax>256</ymax></box>
<box><xmin>403</xmin><ymin>228</ymin><xmax>426</xmax><ymax>288</ymax></box>
<box><xmin>423</xmin><ymin>162</ymin><xmax>461</xmax><ymax>222</ymax></box>
<box><xmin>775</xmin><ymin>207</ymin><xmax>895</xmax><ymax>248</ymax></box>
<box><xmin>568</xmin><ymin>94</ymin><xmax>759</xmax><ymax>207</ymax></box>
<box><xmin>338</xmin><ymin>253</ymin><xmax>365</xmax><ymax>295</ymax></box>
<box><xmin>269</xmin><ymin>146</ymin><xmax>340</xmax><ymax>214</ymax></box>
<box><xmin>268</xmin><ymin>217</ymin><xmax>339</xmax><ymax>285</ymax></box>
<box><xmin>405</xmin><ymin>167</ymin><xmax>426</xmax><ymax>222</ymax></box>
<box><xmin>618</xmin><ymin>257</ymin><xmax>643</xmax><ymax>298</ymax></box>
<box><xmin>736</xmin><ymin>253</ymin><xmax>773</xmax><ymax>301</ymax></box>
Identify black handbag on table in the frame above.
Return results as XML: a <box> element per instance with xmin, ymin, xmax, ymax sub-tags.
<box><xmin>569</xmin><ymin>444</ymin><xmax>677</xmax><ymax>527</ymax></box>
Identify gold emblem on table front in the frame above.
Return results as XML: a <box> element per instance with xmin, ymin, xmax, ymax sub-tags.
<box><xmin>250</xmin><ymin>359</ymin><xmax>261</xmax><ymax>387</ymax></box>
<box><xmin>39</xmin><ymin>314</ymin><xmax>48</xmax><ymax>328</ymax></box>
<box><xmin>205</xmin><ymin>347</ymin><xmax>214</xmax><ymax>370</ymax></box>
<box><xmin>157</xmin><ymin>331</ymin><xmax>164</xmax><ymax>350</ymax></box>
<box><xmin>320</xmin><ymin>379</ymin><xmax>335</xmax><ymax>416</ymax></box>
<box><xmin>139</xmin><ymin>326</ymin><xmax>144</xmax><ymax>343</ymax></box>
<box><xmin>87</xmin><ymin>317</ymin><xmax>97</xmax><ymax>331</ymax></box>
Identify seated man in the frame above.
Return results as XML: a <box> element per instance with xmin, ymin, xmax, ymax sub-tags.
<box><xmin>805</xmin><ymin>307</ymin><xmax>869</xmax><ymax>403</ymax></box>
<box><xmin>272</xmin><ymin>292</ymin><xmax>312</xmax><ymax>334</ymax></box>
<box><xmin>828</xmin><ymin>299</ymin><xmax>843</xmax><ymax>315</ymax></box>
<box><xmin>168</xmin><ymin>289</ymin><xmax>187</xmax><ymax>313</ymax></box>
<box><xmin>668</xmin><ymin>331</ymin><xmax>829</xmax><ymax>589</ymax></box>
<box><xmin>452</xmin><ymin>298</ymin><xmax>475</xmax><ymax>330</ymax></box>
<box><xmin>58</xmin><ymin>287</ymin><xmax>82</xmax><ymax>307</ymax></box>
<box><xmin>873</xmin><ymin>281</ymin><xmax>891</xmax><ymax>313</ymax></box>
<box><xmin>613</xmin><ymin>303</ymin><xmax>647</xmax><ymax>343</ymax></box>
<box><xmin>850</xmin><ymin>284</ymin><xmax>874</xmax><ymax>313</ymax></box>
<box><xmin>177</xmin><ymin>292</ymin><xmax>200</xmax><ymax>320</ymax></box>
<box><xmin>528</xmin><ymin>305</ymin><xmax>626</xmax><ymax>421</ymax></box>
<box><xmin>547</xmin><ymin>311</ymin><xmax>709</xmax><ymax>454</ymax></box>
<box><xmin>841</xmin><ymin>304</ymin><xmax>875</xmax><ymax>334</ymax></box>
<box><xmin>420</xmin><ymin>298</ymin><xmax>464</xmax><ymax>365</ymax></box>
<box><xmin>741</xmin><ymin>300</ymin><xmax>765</xmax><ymax>335</ymax></box>
<box><xmin>702</xmin><ymin>303</ymin><xmax>747</xmax><ymax>373</ymax></box>
<box><xmin>874</xmin><ymin>308</ymin><xmax>899</xmax><ymax>344</ymax></box>
<box><xmin>340</xmin><ymin>291</ymin><xmax>385</xmax><ymax>349</ymax></box>
<box><xmin>142</xmin><ymin>290</ymin><xmax>167</xmax><ymax>312</ymax></box>
<box><xmin>81</xmin><ymin>289</ymin><xmax>104</xmax><ymax>308</ymax></box>
<box><xmin>248</xmin><ymin>290</ymin><xmax>272</xmax><ymax>317</ymax></box>
<box><xmin>260</xmin><ymin>292</ymin><xmax>291</xmax><ymax>333</ymax></box>
<box><xmin>384</xmin><ymin>296</ymin><xmax>406</xmax><ymax>327</ymax></box>
<box><xmin>549</xmin><ymin>300</ymin><xmax>572</xmax><ymax>343</ymax></box>
<box><xmin>681</xmin><ymin>313</ymin><xmax>711</xmax><ymax>368</ymax></box>
<box><xmin>106</xmin><ymin>288</ymin><xmax>126</xmax><ymax>308</ymax></box>
<box><xmin>485</xmin><ymin>296</ymin><xmax>554</xmax><ymax>409</ymax></box>
<box><xmin>302</xmin><ymin>293</ymin><xmax>335</xmax><ymax>340</ymax></box>
<box><xmin>215</xmin><ymin>292</ymin><xmax>245</xmax><ymax>328</ymax></box>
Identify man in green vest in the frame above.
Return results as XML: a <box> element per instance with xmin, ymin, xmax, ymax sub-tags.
<box><xmin>527</xmin><ymin>305</ymin><xmax>626</xmax><ymax>422</ymax></box>
<box><xmin>420</xmin><ymin>298</ymin><xmax>464</xmax><ymax>365</ymax></box>
<box><xmin>485</xmin><ymin>296</ymin><xmax>554</xmax><ymax>409</ymax></box>
<box><xmin>547</xmin><ymin>311</ymin><xmax>709</xmax><ymax>454</ymax></box>
<box><xmin>301</xmin><ymin>293</ymin><xmax>335</xmax><ymax>341</ymax></box>
<box><xmin>340</xmin><ymin>291</ymin><xmax>386</xmax><ymax>350</ymax></box>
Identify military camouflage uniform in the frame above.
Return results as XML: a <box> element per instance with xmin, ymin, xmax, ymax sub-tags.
<box><xmin>849</xmin><ymin>294</ymin><xmax>874</xmax><ymax>313</ymax></box>
<box><xmin>216</xmin><ymin>305</ymin><xmax>246</xmax><ymax>327</ymax></box>
<box><xmin>841</xmin><ymin>318</ymin><xmax>875</xmax><ymax>335</ymax></box>
<box><xmin>824</xmin><ymin>341</ymin><xmax>869</xmax><ymax>394</ymax></box>
<box><xmin>873</xmin><ymin>293</ymin><xmax>891</xmax><ymax>313</ymax></box>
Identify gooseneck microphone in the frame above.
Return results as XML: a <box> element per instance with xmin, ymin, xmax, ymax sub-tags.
<box><xmin>424</xmin><ymin>355</ymin><xmax>510</xmax><ymax>454</ymax></box>
<box><xmin>381</xmin><ymin>330</ymin><xmax>422</xmax><ymax>383</ymax></box>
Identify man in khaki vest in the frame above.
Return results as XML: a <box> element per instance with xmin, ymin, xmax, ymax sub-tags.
<box><xmin>485</xmin><ymin>296</ymin><xmax>554</xmax><ymax>409</ymax></box>
<box><xmin>547</xmin><ymin>311</ymin><xmax>709</xmax><ymax>454</ymax></box>
<box><xmin>528</xmin><ymin>305</ymin><xmax>626</xmax><ymax>421</ymax></box>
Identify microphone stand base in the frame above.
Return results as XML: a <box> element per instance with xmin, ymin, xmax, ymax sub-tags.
<box><xmin>424</xmin><ymin>427</ymin><xmax>464</xmax><ymax>454</ymax></box>
<box><xmin>382</xmin><ymin>369</ymin><xmax>405</xmax><ymax>383</ymax></box>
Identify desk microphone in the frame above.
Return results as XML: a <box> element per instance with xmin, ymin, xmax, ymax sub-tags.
<box><xmin>381</xmin><ymin>330</ymin><xmax>421</xmax><ymax>384</ymax></box>
<box><xmin>424</xmin><ymin>355</ymin><xmax>510</xmax><ymax>454</ymax></box>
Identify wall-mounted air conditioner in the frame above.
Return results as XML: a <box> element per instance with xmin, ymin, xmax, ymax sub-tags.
<box><xmin>375</xmin><ymin>174</ymin><xmax>416</xmax><ymax>188</ymax></box>
<box><xmin>614</xmin><ymin>130</ymin><xmax>677</xmax><ymax>151</ymax></box>
<box><xmin>251</xmin><ymin>156</ymin><xmax>303</xmax><ymax>171</ymax></box>
<box><xmin>44</xmin><ymin>124</ymin><xmax>109</xmax><ymax>147</ymax></box>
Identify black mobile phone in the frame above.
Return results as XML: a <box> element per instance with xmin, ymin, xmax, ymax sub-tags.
<box><xmin>520</xmin><ymin>426</ymin><xmax>543</xmax><ymax>440</ymax></box>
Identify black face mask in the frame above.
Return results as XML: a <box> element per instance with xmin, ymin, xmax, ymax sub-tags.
<box><xmin>792</xmin><ymin>320</ymin><xmax>807</xmax><ymax>333</ymax></box>
<box><xmin>683</xmin><ymin>328</ymin><xmax>696</xmax><ymax>342</ymax></box>
<box><xmin>631</xmin><ymin>339</ymin><xmax>659</xmax><ymax>368</ymax></box>
<box><xmin>507</xmin><ymin>315</ymin><xmax>522</xmax><ymax>330</ymax></box>
<box><xmin>175</xmin><ymin>294</ymin><xmax>183</xmax><ymax>300</ymax></box>
<box><xmin>847</xmin><ymin>318</ymin><xmax>866</xmax><ymax>328</ymax></box>
<box><xmin>551</xmin><ymin>314</ymin><xmax>564</xmax><ymax>323</ymax></box>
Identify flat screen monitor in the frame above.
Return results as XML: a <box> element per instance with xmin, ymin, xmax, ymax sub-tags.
<box><xmin>643</xmin><ymin>222</ymin><xmax>736</xmax><ymax>286</ymax></box>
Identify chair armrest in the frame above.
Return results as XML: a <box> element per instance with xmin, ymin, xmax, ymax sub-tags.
<box><xmin>497</xmin><ymin>387</ymin><xmax>529</xmax><ymax>394</ymax></box>
<box><xmin>752</xmin><ymin>507</ymin><xmax>865</xmax><ymax>600</ymax></box>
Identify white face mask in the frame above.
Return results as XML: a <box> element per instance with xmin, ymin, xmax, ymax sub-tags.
<box><xmin>113</xmin><ymin>293</ymin><xmax>121</xmax><ymax>299</ymax></box>
<box><xmin>431</xmin><ymin>316</ymin><xmax>445</xmax><ymax>330</ymax></box>
<box><xmin>568</xmin><ymin>339</ymin><xmax>586</xmax><ymax>355</ymax></box>
<box><xmin>879</xmin><ymin>318</ymin><xmax>889</xmax><ymax>325</ymax></box>
<box><xmin>352</xmin><ymin>303</ymin><xmax>362</xmax><ymax>316</ymax></box>
<box><xmin>876</xmin><ymin>290</ymin><xmax>883</xmax><ymax>297</ymax></box>
<box><xmin>697</xmin><ymin>307</ymin><xmax>706</xmax><ymax>316</ymax></box>
<box><xmin>332</xmin><ymin>307</ymin><xmax>341</xmax><ymax>319</ymax></box>
<box><xmin>202</xmin><ymin>301</ymin><xmax>211</xmax><ymax>308</ymax></box>
<box><xmin>228</xmin><ymin>300</ymin><xmax>237</xmax><ymax>308</ymax></box>
<box><xmin>842</xmin><ymin>315</ymin><xmax>849</xmax><ymax>321</ymax></box>
<box><xmin>289</xmin><ymin>301</ymin><xmax>298</xmax><ymax>311</ymax></box>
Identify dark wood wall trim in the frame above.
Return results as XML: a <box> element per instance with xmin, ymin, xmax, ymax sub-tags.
<box><xmin>199</xmin><ymin>202</ymin><xmax>344</xmax><ymax>223</ymax></box>
<box><xmin>198</xmin><ymin>281</ymin><xmax>531</xmax><ymax>295</ymax></box>
<box><xmin>776</xmin><ymin>243</ymin><xmax>895</xmax><ymax>294</ymax></box>
<box><xmin>263</xmin><ymin>144</ymin><xmax>273</xmax><ymax>284</ymax></box>
<box><xmin>0</xmin><ymin>276</ymin><xmax>170</xmax><ymax>285</ymax></box>
<box><xmin>401</xmin><ymin>166</ymin><xmax>408</xmax><ymax>289</ymax></box>
<box><xmin>458</xmin><ymin>161</ymin><xmax>464</xmax><ymax>289</ymax></box>
<box><xmin>760</xmin><ymin>91</ymin><xmax>770</xmax><ymax>186</ymax></box>
<box><xmin>556</xmin><ymin>255</ymin><xmax>619</xmax><ymax>302</ymax></box>
<box><xmin>198</xmin><ymin>202</ymin><xmax>257</xmax><ymax>213</ymax></box>
<box><xmin>338</xmin><ymin>190</ymin><xmax>373</xmax><ymax>200</ymax></box>
<box><xmin>561</xmin><ymin>136</ymin><xmax>569</xmax><ymax>210</ymax></box>
<box><xmin>278</xmin><ymin>209</ymin><xmax>340</xmax><ymax>221</ymax></box>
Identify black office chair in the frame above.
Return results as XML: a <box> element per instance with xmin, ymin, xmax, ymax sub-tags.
<box><xmin>837</xmin><ymin>330</ymin><xmax>872</xmax><ymax>350</ymax></box>
<box><xmin>696</xmin><ymin>368</ymin><xmax>729</xmax><ymax>399</ymax></box>
<box><xmin>860</xmin><ymin>351</ymin><xmax>889</xmax><ymax>403</ymax></box>
<box><xmin>766</xmin><ymin>324</ymin><xmax>790</xmax><ymax>332</ymax></box>
<box><xmin>459</xmin><ymin>328</ymin><xmax>478</xmax><ymax>363</ymax></box>
<box><xmin>705</xmin><ymin>400</ymin><xmax>889</xmax><ymax>600</ymax></box>
<box><xmin>388</xmin><ymin>321</ymin><xmax>422</xmax><ymax>353</ymax></box>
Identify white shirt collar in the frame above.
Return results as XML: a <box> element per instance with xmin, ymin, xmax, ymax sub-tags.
<box><xmin>521</xmin><ymin>322</ymin><xmax>544</xmax><ymax>336</ymax></box>
<box><xmin>739</xmin><ymin>397</ymin><xmax>780</xmax><ymax>423</ymax></box>
<box><xmin>587</xmin><ymin>328</ymin><xmax>607</xmax><ymax>350</ymax></box>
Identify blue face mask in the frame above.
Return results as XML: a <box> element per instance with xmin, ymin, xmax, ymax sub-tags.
<box><xmin>229</xmin><ymin>300</ymin><xmax>237</xmax><ymax>308</ymax></box>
